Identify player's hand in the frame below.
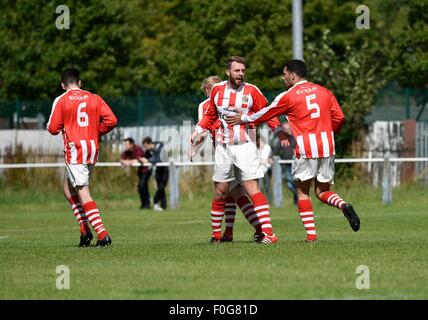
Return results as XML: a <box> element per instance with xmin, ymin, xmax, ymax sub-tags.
<box><xmin>139</xmin><ymin>157</ymin><xmax>148</xmax><ymax>163</ymax></box>
<box><xmin>276</xmin><ymin>130</ymin><xmax>291</xmax><ymax>148</ymax></box>
<box><xmin>224</xmin><ymin>112</ymin><xmax>243</xmax><ymax>125</ymax></box>
<box><xmin>190</xmin><ymin>130</ymin><xmax>205</xmax><ymax>146</ymax></box>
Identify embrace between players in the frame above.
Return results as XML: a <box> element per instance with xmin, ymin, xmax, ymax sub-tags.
<box><xmin>48</xmin><ymin>57</ymin><xmax>360</xmax><ymax>247</ymax></box>
<box><xmin>189</xmin><ymin>57</ymin><xmax>360</xmax><ymax>245</ymax></box>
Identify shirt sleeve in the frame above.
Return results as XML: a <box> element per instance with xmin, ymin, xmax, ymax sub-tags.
<box><xmin>196</xmin><ymin>88</ymin><xmax>219</xmax><ymax>133</ymax></box>
<box><xmin>98</xmin><ymin>95</ymin><xmax>118</xmax><ymax>136</ymax></box>
<box><xmin>329</xmin><ymin>91</ymin><xmax>345</xmax><ymax>133</ymax></box>
<box><xmin>243</xmin><ymin>92</ymin><xmax>290</xmax><ymax>125</ymax></box>
<box><xmin>47</xmin><ymin>96</ymin><xmax>64</xmax><ymax>135</ymax></box>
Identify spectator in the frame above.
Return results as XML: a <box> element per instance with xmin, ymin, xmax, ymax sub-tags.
<box><xmin>143</xmin><ymin>137</ymin><xmax>169</xmax><ymax>211</ymax></box>
<box><xmin>120</xmin><ymin>137</ymin><xmax>152</xmax><ymax>209</ymax></box>
<box><xmin>272</xmin><ymin>122</ymin><xmax>298</xmax><ymax>205</ymax></box>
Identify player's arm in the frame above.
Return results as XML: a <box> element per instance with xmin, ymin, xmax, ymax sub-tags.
<box><xmin>249</xmin><ymin>88</ymin><xmax>289</xmax><ymax>147</ymax></box>
<box><xmin>98</xmin><ymin>96</ymin><xmax>118</xmax><ymax>136</ymax></box>
<box><xmin>225</xmin><ymin>91</ymin><xmax>289</xmax><ymax>126</ymax></box>
<box><xmin>329</xmin><ymin>91</ymin><xmax>345</xmax><ymax>133</ymax></box>
<box><xmin>191</xmin><ymin>89</ymin><xmax>219</xmax><ymax>144</ymax></box>
<box><xmin>47</xmin><ymin>97</ymin><xmax>64</xmax><ymax>135</ymax></box>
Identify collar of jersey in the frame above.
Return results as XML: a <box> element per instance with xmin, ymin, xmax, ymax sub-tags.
<box><xmin>226</xmin><ymin>82</ymin><xmax>244</xmax><ymax>92</ymax></box>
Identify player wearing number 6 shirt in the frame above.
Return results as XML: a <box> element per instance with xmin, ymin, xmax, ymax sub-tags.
<box><xmin>191</xmin><ymin>56</ymin><xmax>289</xmax><ymax>244</ymax></box>
<box><xmin>225</xmin><ymin>59</ymin><xmax>360</xmax><ymax>242</ymax></box>
<box><xmin>47</xmin><ymin>68</ymin><xmax>117</xmax><ymax>247</ymax></box>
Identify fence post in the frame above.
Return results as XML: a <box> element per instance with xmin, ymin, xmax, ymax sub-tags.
<box><xmin>382</xmin><ymin>153</ymin><xmax>392</xmax><ymax>204</ymax></box>
<box><xmin>169</xmin><ymin>161</ymin><xmax>179</xmax><ymax>209</ymax></box>
<box><xmin>272</xmin><ymin>156</ymin><xmax>283</xmax><ymax>208</ymax></box>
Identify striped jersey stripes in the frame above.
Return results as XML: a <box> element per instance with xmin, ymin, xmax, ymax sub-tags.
<box><xmin>196</xmin><ymin>81</ymin><xmax>282</xmax><ymax>145</ymax></box>
<box><xmin>47</xmin><ymin>88</ymin><xmax>117</xmax><ymax>164</ymax></box>
<box><xmin>242</xmin><ymin>80</ymin><xmax>345</xmax><ymax>159</ymax></box>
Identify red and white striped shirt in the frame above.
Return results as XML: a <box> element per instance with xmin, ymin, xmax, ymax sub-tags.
<box><xmin>47</xmin><ymin>88</ymin><xmax>117</xmax><ymax>164</ymax></box>
<box><xmin>197</xmin><ymin>98</ymin><xmax>221</xmax><ymax>141</ymax></box>
<box><xmin>196</xmin><ymin>81</ymin><xmax>282</xmax><ymax>144</ymax></box>
<box><xmin>242</xmin><ymin>80</ymin><xmax>345</xmax><ymax>159</ymax></box>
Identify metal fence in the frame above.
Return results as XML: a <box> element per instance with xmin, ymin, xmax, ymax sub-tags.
<box><xmin>1</xmin><ymin>157</ymin><xmax>427</xmax><ymax>208</ymax></box>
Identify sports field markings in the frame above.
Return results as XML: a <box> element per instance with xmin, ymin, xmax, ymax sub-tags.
<box><xmin>0</xmin><ymin>235</ymin><xmax>8</xmax><ymax>240</ymax></box>
<box><xmin>175</xmin><ymin>220</ymin><xmax>206</xmax><ymax>225</ymax></box>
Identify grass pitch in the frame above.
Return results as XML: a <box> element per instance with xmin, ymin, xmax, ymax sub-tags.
<box><xmin>0</xmin><ymin>183</ymin><xmax>427</xmax><ymax>299</ymax></box>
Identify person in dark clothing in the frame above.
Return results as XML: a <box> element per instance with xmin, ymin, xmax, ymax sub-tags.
<box><xmin>120</xmin><ymin>137</ymin><xmax>153</xmax><ymax>209</ymax></box>
<box><xmin>142</xmin><ymin>137</ymin><xmax>169</xmax><ymax>211</ymax></box>
<box><xmin>272</xmin><ymin>122</ymin><xmax>298</xmax><ymax>205</ymax></box>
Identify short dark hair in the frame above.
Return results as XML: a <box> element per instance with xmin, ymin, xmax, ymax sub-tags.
<box><xmin>142</xmin><ymin>137</ymin><xmax>153</xmax><ymax>145</ymax></box>
<box><xmin>284</xmin><ymin>59</ymin><xmax>307</xmax><ymax>78</ymax></box>
<box><xmin>61</xmin><ymin>67</ymin><xmax>80</xmax><ymax>86</ymax></box>
<box><xmin>123</xmin><ymin>138</ymin><xmax>135</xmax><ymax>144</ymax></box>
<box><xmin>225</xmin><ymin>56</ymin><xmax>246</xmax><ymax>69</ymax></box>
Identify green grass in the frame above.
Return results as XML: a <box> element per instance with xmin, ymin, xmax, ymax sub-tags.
<box><xmin>0</xmin><ymin>183</ymin><xmax>427</xmax><ymax>300</ymax></box>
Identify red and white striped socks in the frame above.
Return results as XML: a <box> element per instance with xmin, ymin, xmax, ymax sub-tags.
<box><xmin>250</xmin><ymin>192</ymin><xmax>274</xmax><ymax>236</ymax></box>
<box><xmin>210</xmin><ymin>199</ymin><xmax>225</xmax><ymax>240</ymax></box>
<box><xmin>236</xmin><ymin>196</ymin><xmax>262</xmax><ymax>235</ymax></box>
<box><xmin>82</xmin><ymin>201</ymin><xmax>108</xmax><ymax>240</ymax></box>
<box><xmin>318</xmin><ymin>191</ymin><xmax>346</xmax><ymax>210</ymax></box>
<box><xmin>297</xmin><ymin>199</ymin><xmax>317</xmax><ymax>241</ymax></box>
<box><xmin>223</xmin><ymin>196</ymin><xmax>236</xmax><ymax>238</ymax></box>
<box><xmin>66</xmin><ymin>195</ymin><xmax>89</xmax><ymax>234</ymax></box>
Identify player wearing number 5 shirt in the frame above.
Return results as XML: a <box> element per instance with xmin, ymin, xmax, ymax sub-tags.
<box><xmin>225</xmin><ymin>59</ymin><xmax>360</xmax><ymax>242</ymax></box>
<box><xmin>47</xmin><ymin>68</ymin><xmax>117</xmax><ymax>247</ymax></box>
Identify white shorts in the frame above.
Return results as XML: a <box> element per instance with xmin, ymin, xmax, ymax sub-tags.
<box><xmin>292</xmin><ymin>156</ymin><xmax>335</xmax><ymax>183</ymax></box>
<box><xmin>213</xmin><ymin>142</ymin><xmax>264</xmax><ymax>182</ymax></box>
<box><xmin>65</xmin><ymin>163</ymin><xmax>95</xmax><ymax>188</ymax></box>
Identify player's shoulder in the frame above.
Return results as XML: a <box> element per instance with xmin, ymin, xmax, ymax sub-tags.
<box><xmin>211</xmin><ymin>81</ymin><xmax>227</xmax><ymax>92</ymax></box>
<box><xmin>52</xmin><ymin>91</ymin><xmax>69</xmax><ymax>107</ymax></box>
<box><xmin>198</xmin><ymin>98</ymin><xmax>210</xmax><ymax>109</ymax></box>
<box><xmin>244</xmin><ymin>82</ymin><xmax>262</xmax><ymax>92</ymax></box>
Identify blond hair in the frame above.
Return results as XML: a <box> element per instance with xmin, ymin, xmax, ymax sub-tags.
<box><xmin>200</xmin><ymin>76</ymin><xmax>222</xmax><ymax>93</ymax></box>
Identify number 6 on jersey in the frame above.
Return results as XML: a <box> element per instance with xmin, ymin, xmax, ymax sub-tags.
<box><xmin>306</xmin><ymin>94</ymin><xmax>320</xmax><ymax>119</ymax></box>
<box><xmin>77</xmin><ymin>102</ymin><xmax>89</xmax><ymax>127</ymax></box>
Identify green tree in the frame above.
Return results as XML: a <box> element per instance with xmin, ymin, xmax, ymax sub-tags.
<box><xmin>0</xmin><ymin>0</ymin><xmax>144</xmax><ymax>99</ymax></box>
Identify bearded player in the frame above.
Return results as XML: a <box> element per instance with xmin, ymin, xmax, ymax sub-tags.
<box><xmin>191</xmin><ymin>56</ymin><xmax>288</xmax><ymax>244</ymax></box>
<box><xmin>189</xmin><ymin>76</ymin><xmax>264</xmax><ymax>243</ymax></box>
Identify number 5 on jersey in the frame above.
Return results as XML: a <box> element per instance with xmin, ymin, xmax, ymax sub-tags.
<box><xmin>77</xmin><ymin>102</ymin><xmax>89</xmax><ymax>127</ymax></box>
<box><xmin>306</xmin><ymin>94</ymin><xmax>320</xmax><ymax>119</ymax></box>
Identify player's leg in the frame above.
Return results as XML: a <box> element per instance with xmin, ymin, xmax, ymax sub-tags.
<box><xmin>228</xmin><ymin>184</ymin><xmax>263</xmax><ymax>242</ymax></box>
<box><xmin>209</xmin><ymin>144</ymin><xmax>234</xmax><ymax>243</ymax></box>
<box><xmin>234</xmin><ymin>142</ymin><xmax>277</xmax><ymax>244</ymax></box>
<box><xmin>63</xmin><ymin>179</ymin><xmax>90</xmax><ymax>236</ymax></box>
<box><xmin>242</xmin><ymin>179</ymin><xmax>277</xmax><ymax>244</ymax></box>
<box><xmin>210</xmin><ymin>181</ymin><xmax>230</xmax><ymax>243</ymax></box>
<box><xmin>315</xmin><ymin>157</ymin><xmax>360</xmax><ymax>231</ymax></box>
<box><xmin>67</xmin><ymin>163</ymin><xmax>111</xmax><ymax>247</ymax></box>
<box><xmin>221</xmin><ymin>181</ymin><xmax>238</xmax><ymax>242</ymax></box>
<box><xmin>296</xmin><ymin>178</ymin><xmax>317</xmax><ymax>242</ymax></box>
<box><xmin>314</xmin><ymin>157</ymin><xmax>360</xmax><ymax>231</ymax></box>
<box><xmin>293</xmin><ymin>158</ymin><xmax>318</xmax><ymax>242</ymax></box>
<box><xmin>76</xmin><ymin>185</ymin><xmax>112</xmax><ymax>246</ymax></box>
